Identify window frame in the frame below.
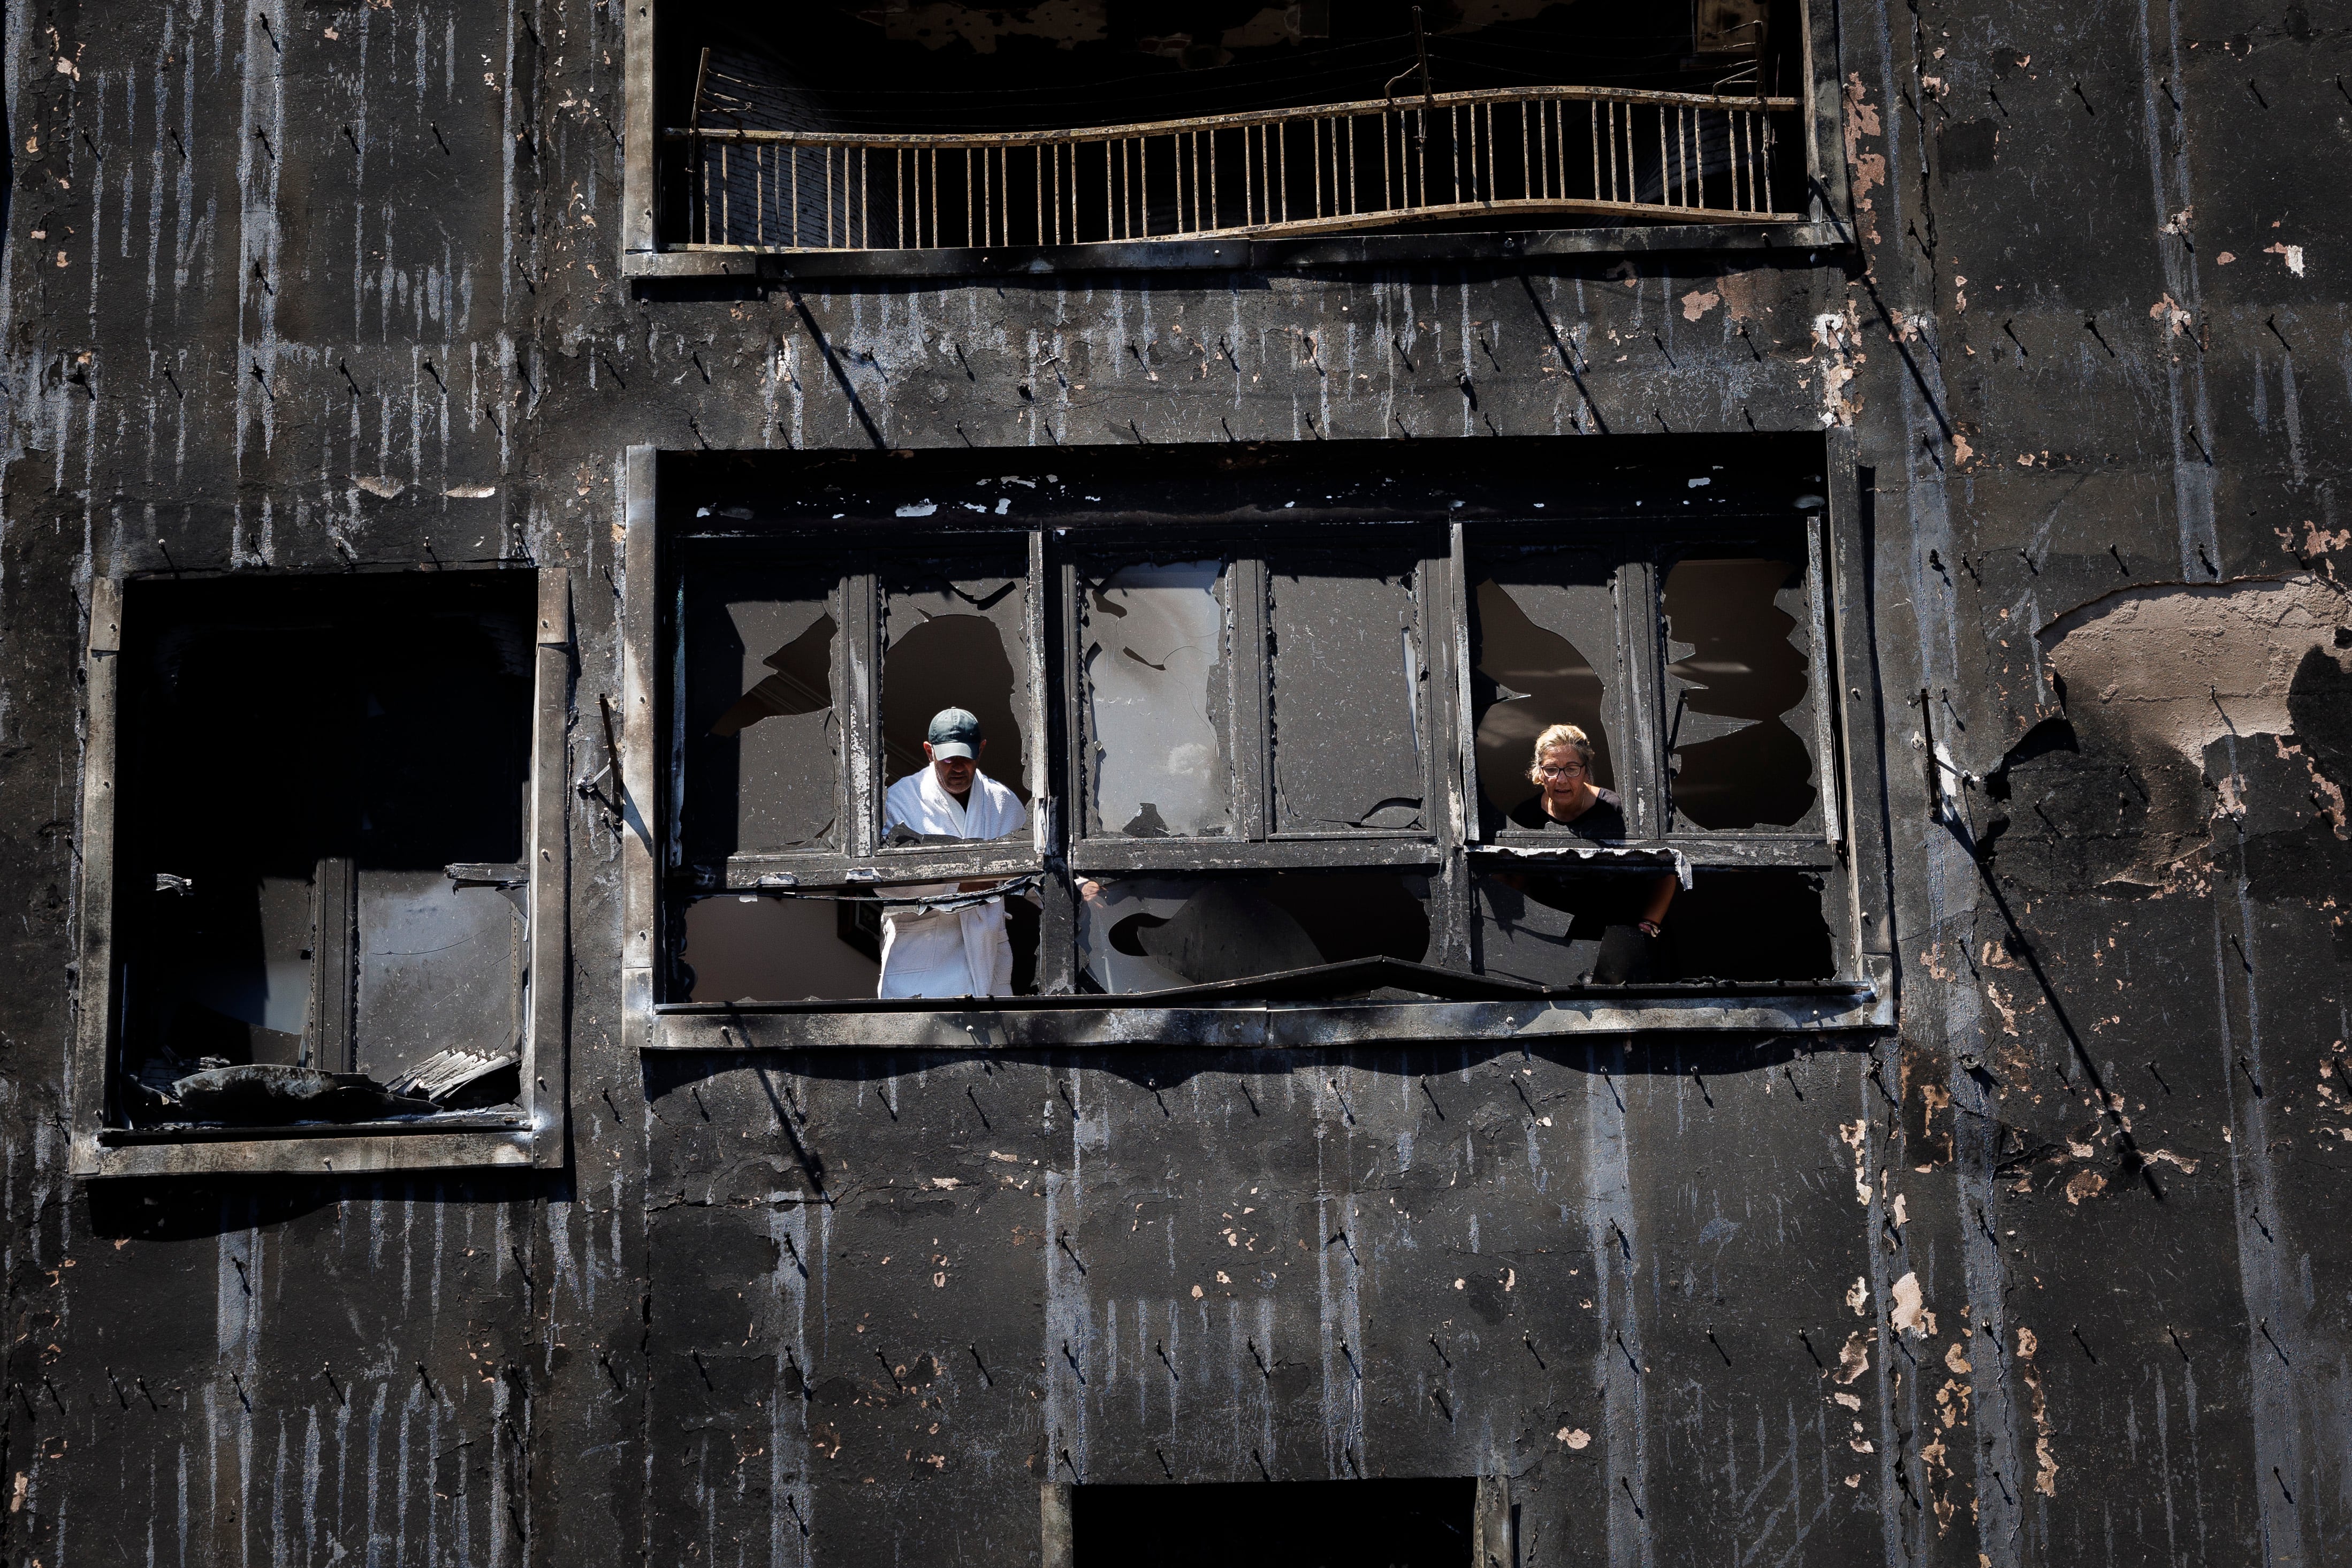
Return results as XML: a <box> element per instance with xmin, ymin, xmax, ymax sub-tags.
<box><xmin>68</xmin><ymin>567</ymin><xmax>573</xmax><ymax>1179</ymax></box>
<box><xmin>619</xmin><ymin>0</ymin><xmax>1854</xmax><ymax>282</ymax></box>
<box><xmin>628</xmin><ymin>438</ymin><xmax>1894</xmax><ymax>1048</ymax></box>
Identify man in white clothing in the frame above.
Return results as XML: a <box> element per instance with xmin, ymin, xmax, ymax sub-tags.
<box><xmin>877</xmin><ymin>707</ymin><xmax>1028</xmax><ymax>998</ymax></box>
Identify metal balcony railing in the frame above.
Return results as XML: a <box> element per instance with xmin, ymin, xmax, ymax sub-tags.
<box><xmin>664</xmin><ymin>84</ymin><xmax>1803</xmax><ymax>254</ymax></box>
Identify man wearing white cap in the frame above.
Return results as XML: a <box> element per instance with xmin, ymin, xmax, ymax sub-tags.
<box><xmin>877</xmin><ymin>707</ymin><xmax>1028</xmax><ymax>997</ymax></box>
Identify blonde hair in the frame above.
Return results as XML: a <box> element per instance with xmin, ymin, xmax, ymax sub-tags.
<box><xmin>1527</xmin><ymin>724</ymin><xmax>1595</xmax><ymax>785</ymax></box>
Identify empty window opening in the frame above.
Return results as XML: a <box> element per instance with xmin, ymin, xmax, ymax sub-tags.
<box><xmin>1079</xmin><ymin>559</ymin><xmax>1232</xmax><ymax>838</ymax></box>
<box><xmin>1473</xmin><ymin>867</ymin><xmax>1674</xmax><ymax>987</ymax></box>
<box><xmin>884</xmin><ymin>565</ymin><xmax>1031</xmax><ymax>813</ymax></box>
<box><xmin>684</xmin><ymin>573</ymin><xmax>842</xmax><ymax>861</ymax></box>
<box><xmin>1080</xmin><ymin>872</ymin><xmax>1430</xmax><ymax>993</ymax></box>
<box><xmin>117</xmin><ymin>574</ymin><xmax>534</xmax><ymax>1126</ymax></box>
<box><xmin>1471</xmin><ymin>570</ymin><xmax>1617</xmax><ymax>828</ymax></box>
<box><xmin>1071</xmin><ymin>1476</ymin><xmax>1476</xmax><ymax>1568</ymax></box>
<box><xmin>1665</xmin><ymin>868</ymin><xmax>1833</xmax><ymax>981</ymax></box>
<box><xmin>1267</xmin><ymin>554</ymin><xmax>1425</xmax><ymax>833</ymax></box>
<box><xmin>1662</xmin><ymin>555</ymin><xmax>1817</xmax><ymax>830</ymax></box>
<box><xmin>679</xmin><ymin>887</ymin><xmax>1041</xmax><ymax>1002</ymax></box>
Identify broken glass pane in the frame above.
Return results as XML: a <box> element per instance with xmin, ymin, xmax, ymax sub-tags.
<box><xmin>883</xmin><ymin>554</ymin><xmax>1031</xmax><ymax>816</ymax></box>
<box><xmin>680</xmin><ymin>894</ymin><xmax>883</xmax><ymax>1003</ymax></box>
<box><xmin>1266</xmin><ymin>552</ymin><xmax>1425</xmax><ymax>833</ymax></box>
<box><xmin>679</xmin><ymin>887</ymin><xmax>1040</xmax><ymax>1001</ymax></box>
<box><xmin>1078</xmin><ymin>873</ymin><xmax>1430</xmax><ymax>993</ymax></box>
<box><xmin>143</xmin><ymin>871</ymin><xmax>319</xmax><ymax>1067</ymax></box>
<box><xmin>684</xmin><ymin>573</ymin><xmax>841</xmax><ymax>862</ymax></box>
<box><xmin>1662</xmin><ymin>556</ymin><xmax>1818</xmax><ymax>830</ymax></box>
<box><xmin>1471</xmin><ymin>867</ymin><xmax>1672</xmax><ymax>986</ymax></box>
<box><xmin>1468</xmin><ymin>563</ymin><xmax>1618</xmax><ymax>831</ymax></box>
<box><xmin>353</xmin><ymin>872</ymin><xmax>523</xmax><ymax>1082</ymax></box>
<box><xmin>1079</xmin><ymin>559</ymin><xmax>1232</xmax><ymax>838</ymax></box>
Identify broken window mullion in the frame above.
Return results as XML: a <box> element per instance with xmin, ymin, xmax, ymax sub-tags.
<box><xmin>1037</xmin><ymin>534</ymin><xmax>1078</xmax><ymax>993</ymax></box>
<box><xmin>843</xmin><ymin>569</ymin><xmax>883</xmax><ymax>858</ymax></box>
<box><xmin>1804</xmin><ymin>512</ymin><xmax>1844</xmax><ymax>851</ymax></box>
<box><xmin>1431</xmin><ymin>525</ymin><xmax>1476</xmax><ymax>969</ymax></box>
<box><xmin>1231</xmin><ymin>555</ymin><xmax>1272</xmax><ymax>844</ymax></box>
<box><xmin>1619</xmin><ymin>551</ymin><xmax>1668</xmax><ymax>839</ymax></box>
<box><xmin>308</xmin><ymin>859</ymin><xmax>356</xmax><ymax>1073</ymax></box>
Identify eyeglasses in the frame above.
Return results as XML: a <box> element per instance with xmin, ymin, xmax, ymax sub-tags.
<box><xmin>1537</xmin><ymin>763</ymin><xmax>1587</xmax><ymax>778</ymax></box>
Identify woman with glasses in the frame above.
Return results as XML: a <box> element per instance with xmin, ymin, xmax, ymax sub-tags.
<box><xmin>1506</xmin><ymin>724</ymin><xmax>1674</xmax><ymax>982</ymax></box>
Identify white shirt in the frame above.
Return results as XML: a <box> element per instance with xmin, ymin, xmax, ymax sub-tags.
<box><xmin>876</xmin><ymin>767</ymin><xmax>1029</xmax><ymax>998</ymax></box>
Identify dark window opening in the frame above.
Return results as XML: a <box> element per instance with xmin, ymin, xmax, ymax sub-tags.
<box><xmin>1663</xmin><ymin>867</ymin><xmax>1834</xmax><ymax>981</ymax></box>
<box><xmin>1081</xmin><ymin>873</ymin><xmax>1431</xmax><ymax>993</ymax></box>
<box><xmin>1071</xmin><ymin>1477</ymin><xmax>1476</xmax><ymax>1568</ymax></box>
<box><xmin>115</xmin><ymin>574</ymin><xmax>535</xmax><ymax>1126</ymax></box>
<box><xmin>684</xmin><ymin>567</ymin><xmax>843</xmax><ymax>863</ymax></box>
<box><xmin>882</xmin><ymin>556</ymin><xmax>1032</xmax><ymax>810</ymax></box>
<box><xmin>653</xmin><ymin>2</ymin><xmax>1813</xmax><ymax>252</ymax></box>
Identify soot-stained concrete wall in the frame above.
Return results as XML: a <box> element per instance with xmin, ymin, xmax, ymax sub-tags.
<box><xmin>1</xmin><ymin>2</ymin><xmax>2348</xmax><ymax>1566</ymax></box>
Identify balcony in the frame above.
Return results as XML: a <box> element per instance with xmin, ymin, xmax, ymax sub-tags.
<box><xmin>622</xmin><ymin>2</ymin><xmax>1843</xmax><ymax>279</ymax></box>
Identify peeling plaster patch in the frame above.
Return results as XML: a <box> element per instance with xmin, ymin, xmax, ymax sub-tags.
<box><xmin>2062</xmin><ymin>1169</ymin><xmax>2107</xmax><ymax>1204</ymax></box>
<box><xmin>1832</xmin><ymin>1390</ymin><xmax>1862</xmax><ymax>1410</ymax></box>
<box><xmin>355</xmin><ymin>476</ymin><xmax>404</xmax><ymax>498</ymax></box>
<box><xmin>2264</xmin><ymin>242</ymin><xmax>2307</xmax><ymax>277</ymax></box>
<box><xmin>2037</xmin><ymin>575</ymin><xmax>2352</xmax><ymax>882</ymax></box>
<box><xmin>2144</xmin><ymin>1148</ymin><xmax>2199</xmax><ymax>1174</ymax></box>
<box><xmin>896</xmin><ymin>500</ymin><xmax>939</xmax><ymax>516</ymax></box>
<box><xmin>2217</xmin><ymin>250</ymin><xmax>2237</xmax><ymax>264</ymax></box>
<box><xmin>445</xmin><ymin>483</ymin><xmax>497</xmax><ymax>499</ymax></box>
<box><xmin>2150</xmin><ymin>293</ymin><xmax>2193</xmax><ymax>337</ymax></box>
<box><xmin>1944</xmin><ymin>1342</ymin><xmax>1972</xmax><ymax>1375</ymax></box>
<box><xmin>1843</xmin><ymin>75</ymin><xmax>1885</xmax><ymax>245</ymax></box>
<box><xmin>1846</xmin><ymin>1275</ymin><xmax>1870</xmax><ymax>1314</ymax></box>
<box><xmin>1811</xmin><ymin>308</ymin><xmax>1862</xmax><ymax>428</ymax></box>
<box><xmin>1557</xmin><ymin>1427</ymin><xmax>1591</xmax><ymax>1449</ymax></box>
<box><xmin>1839</xmin><ymin>1117</ymin><xmax>1869</xmax><ymax>1203</ymax></box>
<box><xmin>1835</xmin><ymin>1329</ymin><xmax>1870</xmax><ymax>1383</ymax></box>
<box><xmin>1890</xmin><ymin>1270</ymin><xmax>1937</xmax><ymax>1337</ymax></box>
<box><xmin>2017</xmin><ymin>1327</ymin><xmax>2059</xmax><ymax>1495</ymax></box>
<box><xmin>1681</xmin><ymin>288</ymin><xmax>1722</xmax><ymax>322</ymax></box>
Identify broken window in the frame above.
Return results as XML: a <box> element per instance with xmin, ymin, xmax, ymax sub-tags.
<box><xmin>1077</xmin><ymin>558</ymin><xmax>1232</xmax><ymax>839</ymax></box>
<box><xmin>683</xmin><ymin>566</ymin><xmax>842</xmax><ymax>864</ymax></box>
<box><xmin>1078</xmin><ymin>873</ymin><xmax>1430</xmax><ymax>994</ymax></box>
<box><xmin>1661</xmin><ymin>552</ymin><xmax>1821</xmax><ymax>831</ymax></box>
<box><xmin>1267</xmin><ymin>550</ymin><xmax>1427</xmax><ymax>834</ymax></box>
<box><xmin>87</xmin><ymin>569</ymin><xmax>564</xmax><ymax>1164</ymax></box>
<box><xmin>1470</xmin><ymin>553</ymin><xmax>1621</xmax><ymax>832</ymax></box>
<box><xmin>649</xmin><ymin>446</ymin><xmax>1868</xmax><ymax>1018</ymax></box>
<box><xmin>881</xmin><ymin>553</ymin><xmax>1033</xmax><ymax>824</ymax></box>
<box><xmin>1069</xmin><ymin>1478</ymin><xmax>1478</xmax><ymax>1568</ymax></box>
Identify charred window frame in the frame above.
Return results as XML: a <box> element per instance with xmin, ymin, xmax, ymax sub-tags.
<box><xmin>629</xmin><ymin>437</ymin><xmax>1893</xmax><ymax>1043</ymax></box>
<box><xmin>620</xmin><ymin>0</ymin><xmax>1852</xmax><ymax>279</ymax></box>
<box><xmin>68</xmin><ymin>568</ymin><xmax>572</xmax><ymax>1179</ymax></box>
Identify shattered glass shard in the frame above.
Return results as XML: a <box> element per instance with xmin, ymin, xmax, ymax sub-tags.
<box><xmin>712</xmin><ymin>613</ymin><xmax>835</xmax><ymax>735</ymax></box>
<box><xmin>1081</xmin><ymin>560</ymin><xmax>1230</xmax><ymax>838</ymax></box>
<box><xmin>1663</xmin><ymin>557</ymin><xmax>1816</xmax><ymax>829</ymax></box>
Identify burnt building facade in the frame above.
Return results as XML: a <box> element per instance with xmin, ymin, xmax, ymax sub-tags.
<box><xmin>2</xmin><ymin>1</ymin><xmax>2346</xmax><ymax>1564</ymax></box>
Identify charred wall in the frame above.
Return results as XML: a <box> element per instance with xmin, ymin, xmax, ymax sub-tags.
<box><xmin>0</xmin><ymin>3</ymin><xmax>2346</xmax><ymax>1567</ymax></box>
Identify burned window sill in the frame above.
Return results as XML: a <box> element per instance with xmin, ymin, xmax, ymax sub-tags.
<box><xmin>647</xmin><ymin>956</ymin><xmax>1893</xmax><ymax>1048</ymax></box>
<box><xmin>74</xmin><ymin>1122</ymin><xmax>542</xmax><ymax>1179</ymax></box>
<box><xmin>100</xmin><ymin>1109</ymin><xmax>531</xmax><ymax>1144</ymax></box>
<box><xmin>621</xmin><ymin>221</ymin><xmax>1848</xmax><ymax>285</ymax></box>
